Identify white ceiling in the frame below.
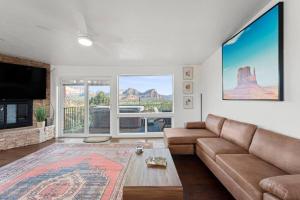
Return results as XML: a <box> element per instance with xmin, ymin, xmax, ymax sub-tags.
<box><xmin>0</xmin><ymin>0</ymin><xmax>270</xmax><ymax>66</ymax></box>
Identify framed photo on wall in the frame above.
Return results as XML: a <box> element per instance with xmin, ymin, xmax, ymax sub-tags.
<box><xmin>222</xmin><ymin>2</ymin><xmax>283</xmax><ymax>101</ymax></box>
<box><xmin>183</xmin><ymin>67</ymin><xmax>193</xmax><ymax>80</ymax></box>
<box><xmin>183</xmin><ymin>81</ymin><xmax>193</xmax><ymax>94</ymax></box>
<box><xmin>183</xmin><ymin>96</ymin><xmax>193</xmax><ymax>109</ymax></box>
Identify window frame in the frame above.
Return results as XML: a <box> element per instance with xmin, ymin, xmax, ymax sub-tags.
<box><xmin>117</xmin><ymin>74</ymin><xmax>175</xmax><ymax>115</ymax></box>
<box><xmin>117</xmin><ymin>74</ymin><xmax>175</xmax><ymax>135</ymax></box>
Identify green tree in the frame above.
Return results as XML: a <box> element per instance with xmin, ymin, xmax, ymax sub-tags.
<box><xmin>89</xmin><ymin>91</ymin><xmax>110</xmax><ymax>106</ymax></box>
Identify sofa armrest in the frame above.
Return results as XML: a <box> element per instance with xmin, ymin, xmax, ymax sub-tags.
<box><xmin>259</xmin><ymin>174</ymin><xmax>300</xmax><ymax>200</ymax></box>
<box><xmin>184</xmin><ymin>121</ymin><xmax>206</xmax><ymax>129</ymax></box>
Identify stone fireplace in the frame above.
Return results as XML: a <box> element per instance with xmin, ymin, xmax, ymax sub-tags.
<box><xmin>0</xmin><ymin>54</ymin><xmax>54</xmax><ymax>150</ymax></box>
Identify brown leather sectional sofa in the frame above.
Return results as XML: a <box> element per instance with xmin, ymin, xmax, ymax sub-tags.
<box><xmin>164</xmin><ymin>114</ymin><xmax>300</xmax><ymax>200</ymax></box>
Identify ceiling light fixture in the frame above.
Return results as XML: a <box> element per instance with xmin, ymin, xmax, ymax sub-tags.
<box><xmin>78</xmin><ymin>35</ymin><xmax>93</xmax><ymax>47</ymax></box>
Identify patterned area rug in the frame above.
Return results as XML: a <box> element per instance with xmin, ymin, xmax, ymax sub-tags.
<box><xmin>0</xmin><ymin>143</ymin><xmax>147</xmax><ymax>200</ymax></box>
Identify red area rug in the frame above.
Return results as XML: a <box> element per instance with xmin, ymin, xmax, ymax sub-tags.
<box><xmin>0</xmin><ymin>143</ymin><xmax>143</xmax><ymax>200</ymax></box>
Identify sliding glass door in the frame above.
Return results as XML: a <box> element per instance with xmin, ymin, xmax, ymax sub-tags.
<box><xmin>63</xmin><ymin>84</ymin><xmax>85</xmax><ymax>134</ymax></box>
<box><xmin>88</xmin><ymin>84</ymin><xmax>110</xmax><ymax>134</ymax></box>
<box><xmin>62</xmin><ymin>79</ymin><xmax>111</xmax><ymax>136</ymax></box>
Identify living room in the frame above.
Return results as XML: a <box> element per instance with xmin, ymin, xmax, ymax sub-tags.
<box><xmin>0</xmin><ymin>0</ymin><xmax>299</xmax><ymax>200</ymax></box>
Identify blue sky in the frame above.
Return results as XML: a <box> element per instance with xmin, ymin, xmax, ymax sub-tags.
<box><xmin>89</xmin><ymin>85</ymin><xmax>110</xmax><ymax>94</ymax></box>
<box><xmin>223</xmin><ymin>5</ymin><xmax>279</xmax><ymax>90</ymax></box>
<box><xmin>119</xmin><ymin>75</ymin><xmax>173</xmax><ymax>95</ymax></box>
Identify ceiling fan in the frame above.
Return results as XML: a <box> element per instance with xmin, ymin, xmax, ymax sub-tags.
<box><xmin>75</xmin><ymin>11</ymin><xmax>93</xmax><ymax>46</ymax></box>
<box><xmin>73</xmin><ymin>10</ymin><xmax>122</xmax><ymax>53</ymax></box>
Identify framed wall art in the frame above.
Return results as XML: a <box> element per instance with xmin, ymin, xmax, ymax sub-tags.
<box><xmin>183</xmin><ymin>81</ymin><xmax>193</xmax><ymax>94</ymax></box>
<box><xmin>222</xmin><ymin>2</ymin><xmax>283</xmax><ymax>101</ymax></box>
<box><xmin>183</xmin><ymin>67</ymin><xmax>193</xmax><ymax>80</ymax></box>
<box><xmin>183</xmin><ymin>96</ymin><xmax>193</xmax><ymax>109</ymax></box>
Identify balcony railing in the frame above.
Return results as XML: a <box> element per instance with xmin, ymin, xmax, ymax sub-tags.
<box><xmin>63</xmin><ymin>106</ymin><xmax>172</xmax><ymax>133</ymax></box>
<box><xmin>63</xmin><ymin>106</ymin><xmax>84</xmax><ymax>132</ymax></box>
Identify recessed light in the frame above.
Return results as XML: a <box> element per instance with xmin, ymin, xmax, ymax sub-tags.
<box><xmin>78</xmin><ymin>35</ymin><xmax>93</xmax><ymax>47</ymax></box>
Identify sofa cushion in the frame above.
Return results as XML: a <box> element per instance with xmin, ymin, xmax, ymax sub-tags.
<box><xmin>164</xmin><ymin>128</ymin><xmax>217</xmax><ymax>145</ymax></box>
<box><xmin>221</xmin><ymin>119</ymin><xmax>257</xmax><ymax>150</ymax></box>
<box><xmin>196</xmin><ymin>138</ymin><xmax>248</xmax><ymax>160</ymax></box>
<box><xmin>249</xmin><ymin>128</ymin><xmax>300</xmax><ymax>174</ymax></box>
<box><xmin>205</xmin><ymin>114</ymin><xmax>226</xmax><ymax>136</ymax></box>
<box><xmin>184</xmin><ymin>121</ymin><xmax>206</xmax><ymax>129</ymax></box>
<box><xmin>216</xmin><ymin>154</ymin><xmax>286</xmax><ymax>200</ymax></box>
<box><xmin>260</xmin><ymin>175</ymin><xmax>300</xmax><ymax>200</ymax></box>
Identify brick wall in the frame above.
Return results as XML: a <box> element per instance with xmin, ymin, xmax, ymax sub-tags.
<box><xmin>0</xmin><ymin>54</ymin><xmax>51</xmax><ymax>126</ymax></box>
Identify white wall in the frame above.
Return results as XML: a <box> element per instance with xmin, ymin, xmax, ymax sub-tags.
<box><xmin>51</xmin><ymin>65</ymin><xmax>201</xmax><ymax>136</ymax></box>
<box><xmin>199</xmin><ymin>0</ymin><xmax>300</xmax><ymax>138</ymax></box>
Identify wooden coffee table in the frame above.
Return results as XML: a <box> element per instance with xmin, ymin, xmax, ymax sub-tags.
<box><xmin>123</xmin><ymin>148</ymin><xmax>183</xmax><ymax>200</ymax></box>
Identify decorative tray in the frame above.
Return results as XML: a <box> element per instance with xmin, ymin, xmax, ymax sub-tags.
<box><xmin>145</xmin><ymin>156</ymin><xmax>167</xmax><ymax>168</ymax></box>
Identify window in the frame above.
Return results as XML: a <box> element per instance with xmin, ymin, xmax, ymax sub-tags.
<box><xmin>118</xmin><ymin>75</ymin><xmax>173</xmax><ymax>113</ymax></box>
<box><xmin>60</xmin><ymin>76</ymin><xmax>173</xmax><ymax>136</ymax></box>
<box><xmin>119</xmin><ymin>117</ymin><xmax>145</xmax><ymax>133</ymax></box>
<box><xmin>118</xmin><ymin>75</ymin><xmax>173</xmax><ymax>134</ymax></box>
<box><xmin>147</xmin><ymin>118</ymin><xmax>172</xmax><ymax>132</ymax></box>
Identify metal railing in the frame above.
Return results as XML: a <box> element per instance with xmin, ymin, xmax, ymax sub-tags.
<box><xmin>63</xmin><ymin>105</ymin><xmax>172</xmax><ymax>133</ymax></box>
<box><xmin>63</xmin><ymin>106</ymin><xmax>84</xmax><ymax>131</ymax></box>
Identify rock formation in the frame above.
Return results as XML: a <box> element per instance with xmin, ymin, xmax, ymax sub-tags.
<box><xmin>237</xmin><ymin>66</ymin><xmax>257</xmax><ymax>86</ymax></box>
<box><xmin>224</xmin><ymin>66</ymin><xmax>278</xmax><ymax>100</ymax></box>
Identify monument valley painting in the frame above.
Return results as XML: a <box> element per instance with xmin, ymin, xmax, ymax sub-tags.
<box><xmin>222</xmin><ymin>3</ymin><xmax>283</xmax><ymax>100</ymax></box>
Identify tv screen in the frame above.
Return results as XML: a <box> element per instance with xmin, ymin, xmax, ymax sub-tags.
<box><xmin>222</xmin><ymin>2</ymin><xmax>283</xmax><ymax>101</ymax></box>
<box><xmin>0</xmin><ymin>62</ymin><xmax>46</xmax><ymax>99</ymax></box>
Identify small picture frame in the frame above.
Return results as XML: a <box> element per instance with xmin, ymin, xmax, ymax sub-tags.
<box><xmin>183</xmin><ymin>96</ymin><xmax>193</xmax><ymax>109</ymax></box>
<box><xmin>183</xmin><ymin>81</ymin><xmax>193</xmax><ymax>94</ymax></box>
<box><xmin>183</xmin><ymin>67</ymin><xmax>193</xmax><ymax>80</ymax></box>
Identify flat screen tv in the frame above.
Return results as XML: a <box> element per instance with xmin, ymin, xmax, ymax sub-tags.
<box><xmin>0</xmin><ymin>62</ymin><xmax>46</xmax><ymax>99</ymax></box>
<box><xmin>222</xmin><ymin>2</ymin><xmax>283</xmax><ymax>101</ymax></box>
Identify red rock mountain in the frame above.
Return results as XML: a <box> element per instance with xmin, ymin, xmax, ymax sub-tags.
<box><xmin>120</xmin><ymin>88</ymin><xmax>172</xmax><ymax>101</ymax></box>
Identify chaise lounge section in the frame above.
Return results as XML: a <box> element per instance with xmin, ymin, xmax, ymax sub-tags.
<box><xmin>164</xmin><ymin>114</ymin><xmax>300</xmax><ymax>200</ymax></box>
<box><xmin>164</xmin><ymin>114</ymin><xmax>226</xmax><ymax>154</ymax></box>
